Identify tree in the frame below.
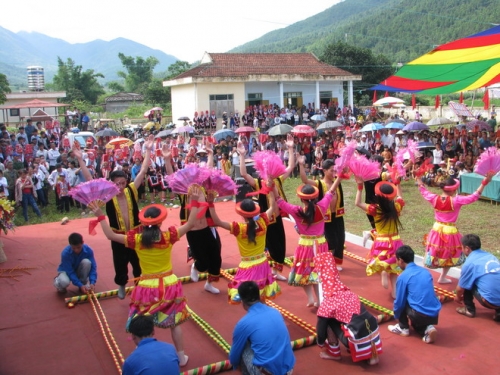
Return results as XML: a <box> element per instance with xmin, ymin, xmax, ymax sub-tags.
<box><xmin>143</xmin><ymin>78</ymin><xmax>170</xmax><ymax>107</ymax></box>
<box><xmin>115</xmin><ymin>53</ymin><xmax>159</xmax><ymax>93</ymax></box>
<box><xmin>0</xmin><ymin>73</ymin><xmax>11</xmax><ymax>105</ymax></box>
<box><xmin>165</xmin><ymin>60</ymin><xmax>191</xmax><ymax>80</ymax></box>
<box><xmin>320</xmin><ymin>41</ymin><xmax>393</xmax><ymax>103</ymax></box>
<box><xmin>52</xmin><ymin>57</ymin><xmax>105</xmax><ymax>104</ymax></box>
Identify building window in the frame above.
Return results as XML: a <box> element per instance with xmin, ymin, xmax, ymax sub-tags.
<box><xmin>248</xmin><ymin>93</ymin><xmax>263</xmax><ymax>100</ymax></box>
<box><xmin>320</xmin><ymin>91</ymin><xmax>332</xmax><ymax>98</ymax></box>
<box><xmin>209</xmin><ymin>94</ymin><xmax>234</xmax><ymax>101</ymax></box>
<box><xmin>10</xmin><ymin>109</ymin><xmax>20</xmax><ymax>117</ymax></box>
<box><xmin>284</xmin><ymin>92</ymin><xmax>302</xmax><ymax>98</ymax></box>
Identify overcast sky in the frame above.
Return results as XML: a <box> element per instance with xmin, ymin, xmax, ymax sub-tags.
<box><xmin>1</xmin><ymin>0</ymin><xmax>339</xmax><ymax>63</ymax></box>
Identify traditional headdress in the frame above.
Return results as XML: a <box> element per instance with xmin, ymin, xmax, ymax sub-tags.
<box><xmin>235</xmin><ymin>201</ymin><xmax>260</xmax><ymax>218</ymax></box>
<box><xmin>443</xmin><ymin>179</ymin><xmax>460</xmax><ymax>192</ymax></box>
<box><xmin>139</xmin><ymin>204</ymin><xmax>168</xmax><ymax>226</ymax></box>
<box><xmin>374</xmin><ymin>181</ymin><xmax>397</xmax><ymax>200</ymax></box>
<box><xmin>296</xmin><ymin>184</ymin><xmax>319</xmax><ymax>200</ymax></box>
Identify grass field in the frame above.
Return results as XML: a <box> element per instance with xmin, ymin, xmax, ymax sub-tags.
<box><xmin>12</xmin><ymin>177</ymin><xmax>500</xmax><ymax>258</ymax></box>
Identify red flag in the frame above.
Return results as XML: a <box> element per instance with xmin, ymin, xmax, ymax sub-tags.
<box><xmin>384</xmin><ymin>91</ymin><xmax>389</xmax><ymax>97</ymax></box>
<box><xmin>411</xmin><ymin>94</ymin><xmax>416</xmax><ymax>110</ymax></box>
<box><xmin>372</xmin><ymin>90</ymin><xmax>377</xmax><ymax>104</ymax></box>
<box><xmin>482</xmin><ymin>89</ymin><xmax>489</xmax><ymax>110</ymax></box>
<box><xmin>435</xmin><ymin>95</ymin><xmax>440</xmax><ymax>109</ymax></box>
<box><xmin>459</xmin><ymin>92</ymin><xmax>464</xmax><ymax>104</ymax></box>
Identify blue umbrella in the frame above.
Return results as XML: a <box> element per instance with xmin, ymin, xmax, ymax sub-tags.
<box><xmin>385</xmin><ymin>122</ymin><xmax>405</xmax><ymax>130</ymax></box>
<box><xmin>360</xmin><ymin>123</ymin><xmax>384</xmax><ymax>132</ymax></box>
<box><xmin>416</xmin><ymin>141</ymin><xmax>435</xmax><ymax>149</ymax></box>
<box><xmin>403</xmin><ymin>121</ymin><xmax>429</xmax><ymax>132</ymax></box>
<box><xmin>213</xmin><ymin>128</ymin><xmax>236</xmax><ymax>141</ymax></box>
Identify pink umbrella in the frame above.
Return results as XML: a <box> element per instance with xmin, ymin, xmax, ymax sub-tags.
<box><xmin>235</xmin><ymin>126</ymin><xmax>256</xmax><ymax>133</ymax></box>
<box><xmin>291</xmin><ymin>125</ymin><xmax>315</xmax><ymax>137</ymax></box>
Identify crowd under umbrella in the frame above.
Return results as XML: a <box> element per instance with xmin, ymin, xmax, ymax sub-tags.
<box><xmin>317</xmin><ymin>121</ymin><xmax>343</xmax><ymax>131</ymax></box>
<box><xmin>361</xmin><ymin>123</ymin><xmax>384</xmax><ymax>132</ymax></box>
<box><xmin>403</xmin><ymin>121</ymin><xmax>429</xmax><ymax>132</ymax></box>
<box><xmin>267</xmin><ymin>123</ymin><xmax>293</xmax><ymax>136</ymax></box>
<box><xmin>385</xmin><ymin>122</ymin><xmax>405</xmax><ymax>130</ymax></box>
<box><xmin>105</xmin><ymin>137</ymin><xmax>134</xmax><ymax>149</ymax></box>
<box><xmin>95</xmin><ymin>128</ymin><xmax>120</xmax><ymax>137</ymax></box>
<box><xmin>426</xmin><ymin>117</ymin><xmax>454</xmax><ymax>126</ymax></box>
<box><xmin>172</xmin><ymin>125</ymin><xmax>195</xmax><ymax>134</ymax></box>
<box><xmin>310</xmin><ymin>114</ymin><xmax>327</xmax><ymax>122</ymax></box>
<box><xmin>155</xmin><ymin>129</ymin><xmax>173</xmax><ymax>139</ymax></box>
<box><xmin>462</xmin><ymin>120</ymin><xmax>492</xmax><ymax>132</ymax></box>
<box><xmin>213</xmin><ymin>128</ymin><xmax>236</xmax><ymax>141</ymax></box>
<box><xmin>291</xmin><ymin>124</ymin><xmax>315</xmax><ymax>137</ymax></box>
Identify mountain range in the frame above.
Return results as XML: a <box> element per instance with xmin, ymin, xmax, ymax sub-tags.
<box><xmin>0</xmin><ymin>25</ymin><xmax>178</xmax><ymax>89</ymax></box>
<box><xmin>2</xmin><ymin>0</ymin><xmax>500</xmax><ymax>91</ymax></box>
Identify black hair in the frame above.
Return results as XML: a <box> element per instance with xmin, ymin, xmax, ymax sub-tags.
<box><xmin>396</xmin><ymin>245</ymin><xmax>414</xmax><ymax>263</ymax></box>
<box><xmin>374</xmin><ymin>185</ymin><xmax>403</xmax><ymax>231</ymax></box>
<box><xmin>240</xmin><ymin>199</ymin><xmax>257</xmax><ymax>245</ymax></box>
<box><xmin>322</xmin><ymin>159</ymin><xmax>335</xmax><ymax>171</ymax></box>
<box><xmin>128</xmin><ymin>315</ymin><xmax>154</xmax><ymax>338</ymax></box>
<box><xmin>109</xmin><ymin>170</ymin><xmax>128</xmax><ymax>181</ymax></box>
<box><xmin>439</xmin><ymin>177</ymin><xmax>456</xmax><ymax>190</ymax></box>
<box><xmin>55</xmin><ymin>163</ymin><xmax>62</xmax><ymax>169</ymax></box>
<box><xmin>140</xmin><ymin>206</ymin><xmax>162</xmax><ymax>248</ymax></box>
<box><xmin>297</xmin><ymin>185</ymin><xmax>317</xmax><ymax>228</ymax></box>
<box><xmin>461</xmin><ymin>234</ymin><xmax>481</xmax><ymax>250</ymax></box>
<box><xmin>122</xmin><ymin>162</ymin><xmax>129</xmax><ymax>167</ymax></box>
<box><xmin>238</xmin><ymin>281</ymin><xmax>260</xmax><ymax>305</ymax></box>
<box><xmin>68</xmin><ymin>233</ymin><xmax>83</xmax><ymax>246</ymax></box>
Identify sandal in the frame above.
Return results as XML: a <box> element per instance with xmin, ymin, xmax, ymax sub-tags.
<box><xmin>456</xmin><ymin>306</ymin><xmax>475</xmax><ymax>318</ymax></box>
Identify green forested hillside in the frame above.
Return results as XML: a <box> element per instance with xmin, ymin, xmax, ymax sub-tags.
<box><xmin>231</xmin><ymin>0</ymin><xmax>500</xmax><ymax>64</ymax></box>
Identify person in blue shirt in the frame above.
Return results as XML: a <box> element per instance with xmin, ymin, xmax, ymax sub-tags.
<box><xmin>229</xmin><ymin>281</ymin><xmax>295</xmax><ymax>375</ymax></box>
<box><xmin>53</xmin><ymin>233</ymin><xmax>97</xmax><ymax>294</ymax></box>
<box><xmin>388</xmin><ymin>245</ymin><xmax>441</xmax><ymax>344</ymax></box>
<box><xmin>122</xmin><ymin>315</ymin><xmax>179</xmax><ymax>375</ymax></box>
<box><xmin>455</xmin><ymin>234</ymin><xmax>500</xmax><ymax>322</ymax></box>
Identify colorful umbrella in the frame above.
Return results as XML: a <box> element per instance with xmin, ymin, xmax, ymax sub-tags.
<box><xmin>426</xmin><ymin>117</ymin><xmax>454</xmax><ymax>126</ymax></box>
<box><xmin>291</xmin><ymin>125</ymin><xmax>315</xmax><ymax>137</ymax></box>
<box><xmin>105</xmin><ymin>137</ymin><xmax>133</xmax><ymax>149</ymax></box>
<box><xmin>385</xmin><ymin>122</ymin><xmax>405</xmax><ymax>130</ymax></box>
<box><xmin>213</xmin><ymin>128</ymin><xmax>236</xmax><ymax>141</ymax></box>
<box><xmin>457</xmin><ymin>120</ymin><xmax>492</xmax><ymax>132</ymax></box>
<box><xmin>360</xmin><ymin>123</ymin><xmax>384</xmax><ymax>132</ymax></box>
<box><xmin>172</xmin><ymin>126</ymin><xmax>195</xmax><ymax>134</ymax></box>
<box><xmin>372</xmin><ymin>25</ymin><xmax>500</xmax><ymax>94</ymax></box>
<box><xmin>235</xmin><ymin>126</ymin><xmax>256</xmax><ymax>133</ymax></box>
<box><xmin>317</xmin><ymin>121</ymin><xmax>343</xmax><ymax>130</ymax></box>
<box><xmin>403</xmin><ymin>121</ymin><xmax>429</xmax><ymax>132</ymax></box>
<box><xmin>373</xmin><ymin>97</ymin><xmax>405</xmax><ymax>108</ymax></box>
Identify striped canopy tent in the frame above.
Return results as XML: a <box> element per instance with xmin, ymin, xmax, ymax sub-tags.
<box><xmin>372</xmin><ymin>25</ymin><xmax>500</xmax><ymax>95</ymax></box>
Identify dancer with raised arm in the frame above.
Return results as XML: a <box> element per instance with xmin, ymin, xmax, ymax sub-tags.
<box><xmin>416</xmin><ymin>173</ymin><xmax>493</xmax><ymax>283</ymax></box>
<box><xmin>89</xmin><ymin>186</ymin><xmax>203</xmax><ymax>368</ymax></box>
<box><xmin>238</xmin><ymin>134</ymin><xmax>295</xmax><ymax>281</ymax></box>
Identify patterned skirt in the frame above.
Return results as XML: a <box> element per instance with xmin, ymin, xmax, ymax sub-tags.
<box><xmin>228</xmin><ymin>252</ymin><xmax>281</xmax><ymax>304</ymax></box>
<box><xmin>424</xmin><ymin>221</ymin><xmax>465</xmax><ymax>268</ymax></box>
<box><xmin>366</xmin><ymin>234</ymin><xmax>403</xmax><ymax>276</ymax></box>
<box><xmin>126</xmin><ymin>271</ymin><xmax>189</xmax><ymax>330</ymax></box>
<box><xmin>289</xmin><ymin>235</ymin><xmax>329</xmax><ymax>286</ymax></box>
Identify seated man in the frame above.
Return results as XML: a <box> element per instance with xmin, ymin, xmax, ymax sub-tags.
<box><xmin>53</xmin><ymin>233</ymin><xmax>97</xmax><ymax>294</ymax></box>
<box><xmin>122</xmin><ymin>315</ymin><xmax>179</xmax><ymax>375</ymax></box>
<box><xmin>229</xmin><ymin>281</ymin><xmax>295</xmax><ymax>375</ymax></box>
<box><xmin>455</xmin><ymin>234</ymin><xmax>500</xmax><ymax>321</ymax></box>
<box><xmin>388</xmin><ymin>245</ymin><xmax>441</xmax><ymax>344</ymax></box>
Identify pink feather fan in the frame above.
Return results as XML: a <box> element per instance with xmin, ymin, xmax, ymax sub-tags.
<box><xmin>348</xmin><ymin>154</ymin><xmax>382</xmax><ymax>181</ymax></box>
<box><xmin>395</xmin><ymin>139</ymin><xmax>418</xmax><ymax>179</ymax></box>
<box><xmin>203</xmin><ymin>169</ymin><xmax>238</xmax><ymax>197</ymax></box>
<box><xmin>165</xmin><ymin>164</ymin><xmax>211</xmax><ymax>194</ymax></box>
<box><xmin>474</xmin><ymin>147</ymin><xmax>500</xmax><ymax>176</ymax></box>
<box><xmin>252</xmin><ymin>151</ymin><xmax>286</xmax><ymax>180</ymax></box>
<box><xmin>68</xmin><ymin>178</ymin><xmax>120</xmax><ymax>207</ymax></box>
<box><xmin>334</xmin><ymin>140</ymin><xmax>357</xmax><ymax>173</ymax></box>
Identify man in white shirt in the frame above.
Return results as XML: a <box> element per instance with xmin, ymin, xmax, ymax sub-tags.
<box><xmin>230</xmin><ymin>146</ymin><xmax>240</xmax><ymax>180</ymax></box>
<box><xmin>48</xmin><ymin>163</ymin><xmax>68</xmax><ymax>210</ymax></box>
<box><xmin>47</xmin><ymin>142</ymin><xmax>60</xmax><ymax>172</ymax></box>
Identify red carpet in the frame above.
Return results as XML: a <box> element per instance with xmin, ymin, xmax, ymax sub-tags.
<box><xmin>0</xmin><ymin>201</ymin><xmax>497</xmax><ymax>375</ymax></box>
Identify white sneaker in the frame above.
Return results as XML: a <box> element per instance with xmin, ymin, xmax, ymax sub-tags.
<box><xmin>362</xmin><ymin>230</ymin><xmax>372</xmax><ymax>247</ymax></box>
<box><xmin>190</xmin><ymin>263</ymin><xmax>199</xmax><ymax>282</ymax></box>
<box><xmin>204</xmin><ymin>282</ymin><xmax>220</xmax><ymax>294</ymax></box>
<box><xmin>118</xmin><ymin>285</ymin><xmax>126</xmax><ymax>299</ymax></box>
<box><xmin>423</xmin><ymin>325</ymin><xmax>437</xmax><ymax>343</ymax></box>
<box><xmin>336</xmin><ymin>265</ymin><xmax>343</xmax><ymax>271</ymax></box>
<box><xmin>387</xmin><ymin>323</ymin><xmax>409</xmax><ymax>337</ymax></box>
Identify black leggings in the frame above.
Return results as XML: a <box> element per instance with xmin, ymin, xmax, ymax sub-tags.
<box><xmin>111</xmin><ymin>241</ymin><xmax>141</xmax><ymax>286</ymax></box>
<box><xmin>187</xmin><ymin>226</ymin><xmax>222</xmax><ymax>276</ymax></box>
<box><xmin>324</xmin><ymin>217</ymin><xmax>345</xmax><ymax>263</ymax></box>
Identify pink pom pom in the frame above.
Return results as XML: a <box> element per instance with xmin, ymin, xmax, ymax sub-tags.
<box><xmin>252</xmin><ymin>151</ymin><xmax>286</xmax><ymax>180</ymax></box>
<box><xmin>348</xmin><ymin>154</ymin><xmax>381</xmax><ymax>181</ymax></box>
<box><xmin>474</xmin><ymin>147</ymin><xmax>500</xmax><ymax>176</ymax></box>
<box><xmin>334</xmin><ymin>140</ymin><xmax>357</xmax><ymax>173</ymax></box>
